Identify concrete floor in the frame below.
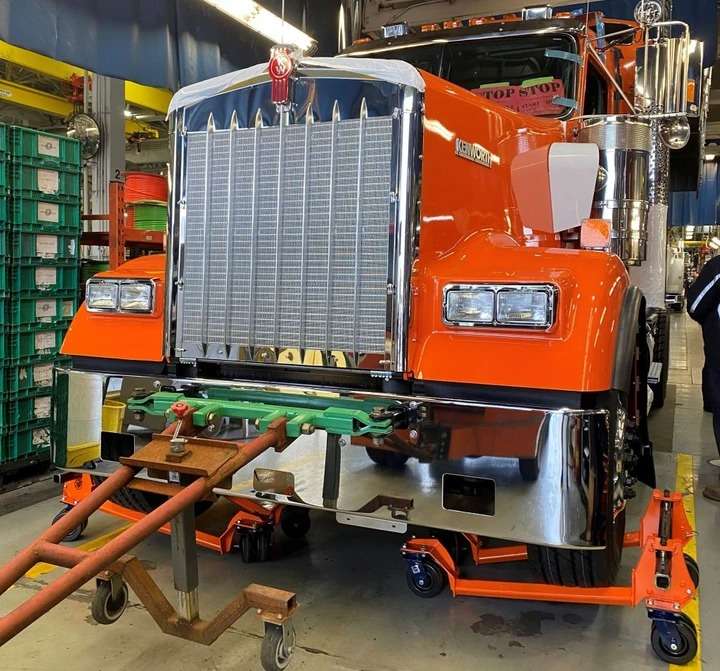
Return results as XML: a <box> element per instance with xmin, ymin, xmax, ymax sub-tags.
<box><xmin>0</xmin><ymin>312</ymin><xmax>717</xmax><ymax>671</ymax></box>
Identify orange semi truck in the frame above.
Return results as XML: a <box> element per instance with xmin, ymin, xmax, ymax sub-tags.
<box><xmin>55</xmin><ymin>3</ymin><xmax>703</xmax><ymax>592</ymax></box>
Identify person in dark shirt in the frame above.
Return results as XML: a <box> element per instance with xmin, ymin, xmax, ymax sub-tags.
<box><xmin>687</xmin><ymin>254</ymin><xmax>720</xmax><ymax>501</ymax></box>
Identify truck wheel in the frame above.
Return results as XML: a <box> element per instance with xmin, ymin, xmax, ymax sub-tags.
<box><xmin>366</xmin><ymin>447</ymin><xmax>409</xmax><ymax>469</ymax></box>
<box><xmin>90</xmin><ymin>476</ymin><xmax>212</xmax><ymax>516</ymax></box>
<box><xmin>651</xmin><ymin>310</ymin><xmax>670</xmax><ymax>409</ymax></box>
<box><xmin>528</xmin><ymin>400</ymin><xmax>626</xmax><ymax>587</ymax></box>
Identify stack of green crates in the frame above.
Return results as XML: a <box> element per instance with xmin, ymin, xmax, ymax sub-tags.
<box><xmin>1</xmin><ymin>125</ymin><xmax>81</xmax><ymax>470</ymax></box>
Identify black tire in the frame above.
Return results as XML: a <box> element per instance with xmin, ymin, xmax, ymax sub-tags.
<box><xmin>261</xmin><ymin>623</ymin><xmax>295</xmax><ymax>671</ymax></box>
<box><xmin>651</xmin><ymin>310</ymin><xmax>670</xmax><ymax>410</ymax></box>
<box><xmin>406</xmin><ymin>560</ymin><xmax>446</xmax><ymax>598</ymax></box>
<box><xmin>90</xmin><ymin>476</ymin><xmax>213</xmax><ymax>516</ymax></box>
<box><xmin>650</xmin><ymin>614</ymin><xmax>698</xmax><ymax>665</ymax></box>
<box><xmin>519</xmin><ymin>458</ymin><xmax>539</xmax><ymax>482</ymax></box>
<box><xmin>239</xmin><ymin>532</ymin><xmax>258</xmax><ymax>563</ymax></box>
<box><xmin>256</xmin><ymin>529</ymin><xmax>272</xmax><ymax>563</ymax></box>
<box><xmin>366</xmin><ymin>447</ymin><xmax>409</xmax><ymax>469</ymax></box>
<box><xmin>90</xmin><ymin>580</ymin><xmax>129</xmax><ymax>625</ymax></box>
<box><xmin>280</xmin><ymin>507</ymin><xmax>311</xmax><ymax>539</ymax></box>
<box><xmin>51</xmin><ymin>507</ymin><xmax>87</xmax><ymax>543</ymax></box>
<box><xmin>528</xmin><ymin>399</ymin><xmax>626</xmax><ymax>587</ymax></box>
<box><xmin>684</xmin><ymin>553</ymin><xmax>700</xmax><ymax>588</ymax></box>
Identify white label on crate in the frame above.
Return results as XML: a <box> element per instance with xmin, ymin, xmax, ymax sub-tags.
<box><xmin>38</xmin><ymin>135</ymin><xmax>60</xmax><ymax>158</ymax></box>
<box><xmin>36</xmin><ymin>299</ymin><xmax>56</xmax><ymax>319</ymax></box>
<box><xmin>62</xmin><ymin>300</ymin><xmax>74</xmax><ymax>317</ymax></box>
<box><xmin>33</xmin><ymin>364</ymin><xmax>53</xmax><ymax>386</ymax></box>
<box><xmin>37</xmin><ymin>169</ymin><xmax>59</xmax><ymax>194</ymax></box>
<box><xmin>33</xmin><ymin>428</ymin><xmax>50</xmax><ymax>446</ymax></box>
<box><xmin>35</xmin><ymin>331</ymin><xmax>55</xmax><ymax>352</ymax></box>
<box><xmin>35</xmin><ymin>267</ymin><xmax>57</xmax><ymax>288</ymax></box>
<box><xmin>37</xmin><ymin>201</ymin><xmax>59</xmax><ymax>223</ymax></box>
<box><xmin>34</xmin><ymin>396</ymin><xmax>51</xmax><ymax>419</ymax></box>
<box><xmin>35</xmin><ymin>235</ymin><xmax>58</xmax><ymax>258</ymax></box>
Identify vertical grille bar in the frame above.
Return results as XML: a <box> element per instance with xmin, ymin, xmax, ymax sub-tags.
<box><xmin>199</xmin><ymin>117</ymin><xmax>215</xmax><ymax>344</ymax></box>
<box><xmin>324</xmin><ymin>102</ymin><xmax>340</xmax><ymax>354</ymax></box>
<box><xmin>247</xmin><ymin>110</ymin><xmax>262</xmax><ymax>347</ymax></box>
<box><xmin>298</xmin><ymin>111</ymin><xmax>313</xmax><ymax>347</ymax></box>
<box><xmin>273</xmin><ymin>114</ymin><xmax>287</xmax><ymax>346</ymax></box>
<box><xmin>223</xmin><ymin>112</ymin><xmax>238</xmax><ymax>348</ymax></box>
<box><xmin>352</xmin><ymin>99</ymin><xmax>367</xmax><ymax>355</ymax></box>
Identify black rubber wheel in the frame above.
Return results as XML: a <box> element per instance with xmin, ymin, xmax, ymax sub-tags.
<box><xmin>366</xmin><ymin>447</ymin><xmax>409</xmax><ymax>469</ymax></box>
<box><xmin>684</xmin><ymin>553</ymin><xmax>700</xmax><ymax>588</ymax></box>
<box><xmin>90</xmin><ymin>476</ymin><xmax>213</xmax><ymax>516</ymax></box>
<box><xmin>280</xmin><ymin>507</ymin><xmax>311</xmax><ymax>539</ymax></box>
<box><xmin>256</xmin><ymin>529</ymin><xmax>272</xmax><ymax>563</ymax></box>
<box><xmin>650</xmin><ymin>614</ymin><xmax>698</xmax><ymax>665</ymax></box>
<box><xmin>90</xmin><ymin>581</ymin><xmax>129</xmax><ymax>625</ymax></box>
<box><xmin>51</xmin><ymin>507</ymin><xmax>87</xmax><ymax>543</ymax></box>
<box><xmin>239</xmin><ymin>532</ymin><xmax>258</xmax><ymax>563</ymax></box>
<box><xmin>261</xmin><ymin>623</ymin><xmax>295</xmax><ymax>671</ymax></box>
<box><xmin>406</xmin><ymin>560</ymin><xmax>446</xmax><ymax>598</ymax></box>
<box><xmin>651</xmin><ymin>310</ymin><xmax>670</xmax><ymax>410</ymax></box>
<box><xmin>518</xmin><ymin>458</ymin><xmax>539</xmax><ymax>482</ymax></box>
<box><xmin>528</xmin><ymin>397</ymin><xmax>626</xmax><ymax>587</ymax></box>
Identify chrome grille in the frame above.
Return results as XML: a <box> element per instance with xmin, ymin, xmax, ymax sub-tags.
<box><xmin>177</xmin><ymin>113</ymin><xmax>396</xmax><ymax>362</ymax></box>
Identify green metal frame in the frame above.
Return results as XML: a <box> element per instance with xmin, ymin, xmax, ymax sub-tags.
<box><xmin>126</xmin><ymin>388</ymin><xmax>396</xmax><ymax>438</ymax></box>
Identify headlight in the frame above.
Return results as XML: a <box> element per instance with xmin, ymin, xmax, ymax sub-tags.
<box><xmin>86</xmin><ymin>279</ymin><xmax>155</xmax><ymax>314</ymax></box>
<box><xmin>496</xmin><ymin>287</ymin><xmax>554</xmax><ymax>327</ymax></box>
<box><xmin>86</xmin><ymin>280</ymin><xmax>118</xmax><ymax>311</ymax></box>
<box><xmin>444</xmin><ymin>288</ymin><xmax>494</xmax><ymax>325</ymax></box>
<box><xmin>119</xmin><ymin>281</ymin><xmax>154</xmax><ymax>312</ymax></box>
<box><xmin>444</xmin><ymin>284</ymin><xmax>556</xmax><ymax>329</ymax></box>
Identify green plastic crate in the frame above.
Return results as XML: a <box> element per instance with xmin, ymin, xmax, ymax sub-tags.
<box><xmin>12</xmin><ymin>231</ymin><xmax>78</xmax><ymax>262</ymax></box>
<box><xmin>10</xmin><ymin>293</ymin><xmax>76</xmax><ymax>326</ymax></box>
<box><xmin>10</xmin><ymin>163</ymin><xmax>80</xmax><ymax>200</ymax></box>
<box><xmin>4</xmin><ymin>360</ymin><xmax>57</xmax><ymax>396</ymax></box>
<box><xmin>0</xmin><ymin>195</ymin><xmax>7</xmax><ymax>224</ymax></box>
<box><xmin>11</xmin><ymin>262</ymin><xmax>79</xmax><ymax>294</ymax></box>
<box><xmin>11</xmin><ymin>197</ymin><xmax>81</xmax><ymax>232</ymax></box>
<box><xmin>8</xmin><ymin>324</ymin><xmax>68</xmax><ymax>362</ymax></box>
<box><xmin>6</xmin><ymin>388</ymin><xmax>53</xmax><ymax>425</ymax></box>
<box><xmin>0</xmin><ymin>125</ymin><xmax>7</xmax><ymax>156</ymax></box>
<box><xmin>10</xmin><ymin>127</ymin><xmax>80</xmax><ymax>170</ymax></box>
<box><xmin>0</xmin><ymin>161</ymin><xmax>6</xmax><ymax>191</ymax></box>
<box><xmin>2</xmin><ymin>419</ymin><xmax>52</xmax><ymax>463</ymax></box>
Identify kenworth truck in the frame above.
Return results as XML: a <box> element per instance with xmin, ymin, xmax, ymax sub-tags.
<box><xmin>55</xmin><ymin>3</ymin><xmax>703</xmax><ymax>589</ymax></box>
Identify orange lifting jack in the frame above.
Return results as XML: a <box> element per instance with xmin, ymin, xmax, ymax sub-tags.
<box><xmin>402</xmin><ymin>489</ymin><xmax>700</xmax><ymax>665</ymax></box>
<box><xmin>0</xmin><ymin>415</ymin><xmax>298</xmax><ymax>671</ymax></box>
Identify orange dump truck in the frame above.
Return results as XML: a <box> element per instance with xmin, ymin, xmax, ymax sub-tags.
<box><xmin>55</xmin><ymin>5</ymin><xmax>703</xmax><ymax>591</ymax></box>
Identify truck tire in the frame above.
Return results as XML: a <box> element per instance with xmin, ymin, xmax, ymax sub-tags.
<box><xmin>528</xmin><ymin>400</ymin><xmax>626</xmax><ymax>587</ymax></box>
<box><xmin>651</xmin><ymin>311</ymin><xmax>670</xmax><ymax>410</ymax></box>
<box><xmin>90</xmin><ymin>476</ymin><xmax>212</xmax><ymax>515</ymax></box>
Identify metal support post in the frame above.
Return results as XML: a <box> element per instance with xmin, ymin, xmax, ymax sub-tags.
<box><xmin>171</xmin><ymin>503</ymin><xmax>200</xmax><ymax>622</ymax></box>
<box><xmin>322</xmin><ymin>434</ymin><xmax>342</xmax><ymax>508</ymax></box>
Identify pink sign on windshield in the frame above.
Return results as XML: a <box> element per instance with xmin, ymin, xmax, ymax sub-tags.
<box><xmin>472</xmin><ymin>79</ymin><xmax>567</xmax><ymax>116</ymax></box>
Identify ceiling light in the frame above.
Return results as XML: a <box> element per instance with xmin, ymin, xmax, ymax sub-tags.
<box><xmin>123</xmin><ymin>109</ymin><xmax>133</xmax><ymax>118</ymax></box>
<box><xmin>706</xmin><ymin>154</ymin><xmax>717</xmax><ymax>161</ymax></box>
<box><xmin>202</xmin><ymin>0</ymin><xmax>316</xmax><ymax>53</ymax></box>
<box><xmin>709</xmin><ymin>241</ymin><xmax>719</xmax><ymax>250</ymax></box>
<box><xmin>712</xmin><ymin>237</ymin><xmax>720</xmax><ymax>246</ymax></box>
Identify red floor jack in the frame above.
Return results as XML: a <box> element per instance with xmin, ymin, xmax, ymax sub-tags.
<box><xmin>402</xmin><ymin>489</ymin><xmax>699</xmax><ymax>666</ymax></box>
<box><xmin>57</xmin><ymin>472</ymin><xmax>312</xmax><ymax>562</ymax></box>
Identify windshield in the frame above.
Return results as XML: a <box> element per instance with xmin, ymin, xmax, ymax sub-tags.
<box><xmin>366</xmin><ymin>34</ymin><xmax>578</xmax><ymax>118</ymax></box>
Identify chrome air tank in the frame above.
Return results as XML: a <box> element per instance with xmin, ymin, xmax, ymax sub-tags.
<box><xmin>579</xmin><ymin>116</ymin><xmax>652</xmax><ymax>265</ymax></box>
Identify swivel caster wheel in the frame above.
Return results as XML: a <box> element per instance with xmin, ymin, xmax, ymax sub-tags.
<box><xmin>366</xmin><ymin>447</ymin><xmax>409</xmax><ymax>469</ymax></box>
<box><xmin>261</xmin><ymin>621</ymin><xmax>296</xmax><ymax>671</ymax></box>
<box><xmin>51</xmin><ymin>506</ymin><xmax>87</xmax><ymax>543</ymax></box>
<box><xmin>90</xmin><ymin>578</ymin><xmax>129</xmax><ymax>625</ymax></box>
<box><xmin>650</xmin><ymin>613</ymin><xmax>698</xmax><ymax>665</ymax></box>
<box><xmin>406</xmin><ymin>559</ymin><xmax>446</xmax><ymax>598</ymax></box>
<box><xmin>239</xmin><ymin>528</ymin><xmax>272</xmax><ymax>563</ymax></box>
<box><xmin>280</xmin><ymin>507</ymin><xmax>311</xmax><ymax>539</ymax></box>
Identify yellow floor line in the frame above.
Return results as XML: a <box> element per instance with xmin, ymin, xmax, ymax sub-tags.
<box><xmin>670</xmin><ymin>453</ymin><xmax>702</xmax><ymax>670</ymax></box>
<box><xmin>24</xmin><ymin>524</ymin><xmax>131</xmax><ymax>581</ymax></box>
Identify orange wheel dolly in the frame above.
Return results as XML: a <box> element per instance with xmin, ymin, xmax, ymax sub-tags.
<box><xmin>402</xmin><ymin>489</ymin><xmax>699</xmax><ymax>665</ymax></box>
<box><xmin>0</xmin><ymin>409</ymin><xmax>298</xmax><ymax>671</ymax></box>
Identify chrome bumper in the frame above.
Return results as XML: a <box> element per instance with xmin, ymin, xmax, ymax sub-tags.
<box><xmin>56</xmin><ymin>369</ymin><xmax>612</xmax><ymax>550</ymax></box>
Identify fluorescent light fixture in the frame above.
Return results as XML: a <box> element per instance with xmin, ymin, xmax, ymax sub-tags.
<box><xmin>713</xmin><ymin>237</ymin><xmax>720</xmax><ymax>246</ymax></box>
<box><xmin>709</xmin><ymin>241</ymin><xmax>719</xmax><ymax>250</ymax></box>
<box><xmin>123</xmin><ymin>109</ymin><xmax>133</xmax><ymax>118</ymax></box>
<box><xmin>706</xmin><ymin>154</ymin><xmax>717</xmax><ymax>161</ymax></box>
<box><xmin>203</xmin><ymin>0</ymin><xmax>316</xmax><ymax>53</ymax></box>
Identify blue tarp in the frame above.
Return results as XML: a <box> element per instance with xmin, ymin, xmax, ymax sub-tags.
<box><xmin>669</xmin><ymin>162</ymin><xmax>720</xmax><ymax>228</ymax></box>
